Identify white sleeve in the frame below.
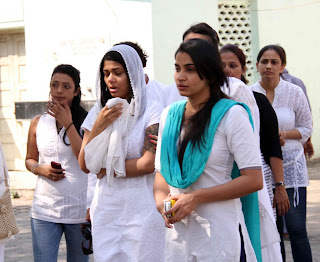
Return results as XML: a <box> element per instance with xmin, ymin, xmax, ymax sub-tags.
<box><xmin>293</xmin><ymin>86</ymin><xmax>313</xmax><ymax>143</ymax></box>
<box><xmin>154</xmin><ymin>106</ymin><xmax>170</xmax><ymax>172</ymax></box>
<box><xmin>146</xmin><ymin>100</ymin><xmax>164</xmax><ymax>128</ymax></box>
<box><xmin>81</xmin><ymin>102</ymin><xmax>100</xmax><ymax>132</ymax></box>
<box><xmin>224</xmin><ymin>105</ymin><xmax>262</xmax><ymax>170</ymax></box>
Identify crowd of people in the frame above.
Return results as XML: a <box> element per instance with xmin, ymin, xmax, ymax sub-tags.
<box><xmin>0</xmin><ymin>22</ymin><xmax>313</xmax><ymax>262</ymax></box>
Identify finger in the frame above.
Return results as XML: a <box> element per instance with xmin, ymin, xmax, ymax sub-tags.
<box><xmin>149</xmin><ymin>139</ymin><xmax>157</xmax><ymax>145</ymax></box>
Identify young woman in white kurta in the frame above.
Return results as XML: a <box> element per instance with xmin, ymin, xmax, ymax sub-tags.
<box><xmin>251</xmin><ymin>44</ymin><xmax>312</xmax><ymax>262</ymax></box>
<box><xmin>78</xmin><ymin>44</ymin><xmax>165</xmax><ymax>262</ymax></box>
<box><xmin>153</xmin><ymin>39</ymin><xmax>263</xmax><ymax>262</ymax></box>
<box><xmin>25</xmin><ymin>64</ymin><xmax>88</xmax><ymax>262</ymax></box>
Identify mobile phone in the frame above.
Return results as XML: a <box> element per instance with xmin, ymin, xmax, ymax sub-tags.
<box><xmin>51</xmin><ymin>161</ymin><xmax>63</xmax><ymax>173</ymax></box>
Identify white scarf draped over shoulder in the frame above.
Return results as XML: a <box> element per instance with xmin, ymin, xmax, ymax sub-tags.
<box><xmin>84</xmin><ymin>44</ymin><xmax>147</xmax><ymax>185</ymax></box>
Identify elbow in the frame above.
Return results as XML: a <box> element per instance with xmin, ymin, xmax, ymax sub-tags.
<box><xmin>145</xmin><ymin>162</ymin><xmax>155</xmax><ymax>174</ymax></box>
<box><xmin>255</xmin><ymin>170</ymin><xmax>263</xmax><ymax>191</ymax></box>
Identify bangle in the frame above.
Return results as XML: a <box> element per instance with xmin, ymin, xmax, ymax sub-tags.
<box><xmin>274</xmin><ymin>181</ymin><xmax>285</xmax><ymax>187</ymax></box>
<box><xmin>31</xmin><ymin>163</ymin><xmax>39</xmax><ymax>174</ymax></box>
<box><xmin>65</xmin><ymin>122</ymin><xmax>74</xmax><ymax>132</ymax></box>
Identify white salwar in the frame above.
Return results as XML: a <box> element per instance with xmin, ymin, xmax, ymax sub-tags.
<box><xmin>82</xmin><ymin>45</ymin><xmax>165</xmax><ymax>262</ymax></box>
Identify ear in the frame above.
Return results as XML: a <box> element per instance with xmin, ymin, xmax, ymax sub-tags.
<box><xmin>242</xmin><ymin>66</ymin><xmax>247</xmax><ymax>75</ymax></box>
<box><xmin>74</xmin><ymin>87</ymin><xmax>80</xmax><ymax>97</ymax></box>
<box><xmin>280</xmin><ymin>64</ymin><xmax>286</xmax><ymax>74</ymax></box>
<box><xmin>256</xmin><ymin>62</ymin><xmax>259</xmax><ymax>71</ymax></box>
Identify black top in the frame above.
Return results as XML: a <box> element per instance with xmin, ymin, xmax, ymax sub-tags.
<box><xmin>253</xmin><ymin>91</ymin><xmax>283</xmax><ymax>166</ymax></box>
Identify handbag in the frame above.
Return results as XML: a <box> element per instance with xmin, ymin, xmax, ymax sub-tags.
<box><xmin>0</xmin><ymin>153</ymin><xmax>19</xmax><ymax>239</ymax></box>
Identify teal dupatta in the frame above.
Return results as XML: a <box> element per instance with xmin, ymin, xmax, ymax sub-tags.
<box><xmin>160</xmin><ymin>98</ymin><xmax>262</xmax><ymax>262</ymax></box>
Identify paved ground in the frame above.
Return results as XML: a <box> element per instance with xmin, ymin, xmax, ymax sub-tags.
<box><xmin>5</xmin><ymin>159</ymin><xmax>320</xmax><ymax>261</ymax></box>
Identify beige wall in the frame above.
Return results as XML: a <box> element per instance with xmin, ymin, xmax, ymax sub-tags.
<box><xmin>152</xmin><ymin>0</ymin><xmax>219</xmax><ymax>85</ymax></box>
<box><xmin>254</xmin><ymin>0</ymin><xmax>320</xmax><ymax>158</ymax></box>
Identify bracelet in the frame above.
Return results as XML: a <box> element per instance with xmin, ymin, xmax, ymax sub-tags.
<box><xmin>31</xmin><ymin>163</ymin><xmax>39</xmax><ymax>175</ymax></box>
<box><xmin>65</xmin><ymin>122</ymin><xmax>74</xmax><ymax>132</ymax></box>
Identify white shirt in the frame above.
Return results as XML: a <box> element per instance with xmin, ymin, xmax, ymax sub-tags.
<box><xmin>31</xmin><ymin>114</ymin><xmax>88</xmax><ymax>224</ymax></box>
<box><xmin>251</xmin><ymin>78</ymin><xmax>312</xmax><ymax>189</ymax></box>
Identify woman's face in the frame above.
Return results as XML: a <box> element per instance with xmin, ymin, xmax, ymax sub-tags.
<box><xmin>221</xmin><ymin>51</ymin><xmax>245</xmax><ymax>80</ymax></box>
<box><xmin>256</xmin><ymin>49</ymin><xmax>285</xmax><ymax>81</ymax></box>
<box><xmin>103</xmin><ymin>60</ymin><xmax>131</xmax><ymax>101</ymax></box>
<box><xmin>174</xmin><ymin>52</ymin><xmax>210</xmax><ymax>99</ymax></box>
<box><xmin>50</xmin><ymin>73</ymin><xmax>79</xmax><ymax>107</ymax></box>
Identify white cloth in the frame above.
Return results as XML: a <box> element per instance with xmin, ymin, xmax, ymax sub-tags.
<box><xmin>84</xmin><ymin>45</ymin><xmax>165</xmax><ymax>261</ymax></box>
<box><xmin>251</xmin><ymin>78</ymin><xmax>312</xmax><ymax>190</ymax></box>
<box><xmin>155</xmin><ymin>105</ymin><xmax>261</xmax><ymax>261</ymax></box>
<box><xmin>31</xmin><ymin>114</ymin><xmax>87</xmax><ymax>224</ymax></box>
<box><xmin>84</xmin><ymin>98</ymin><xmax>129</xmax><ymax>185</ymax></box>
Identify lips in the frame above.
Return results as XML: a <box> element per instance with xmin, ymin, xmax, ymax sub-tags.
<box><xmin>177</xmin><ymin>85</ymin><xmax>188</xmax><ymax>91</ymax></box>
<box><xmin>52</xmin><ymin>97</ymin><xmax>65</xmax><ymax>101</ymax></box>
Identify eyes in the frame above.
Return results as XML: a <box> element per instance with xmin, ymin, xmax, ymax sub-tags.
<box><xmin>104</xmin><ymin>70</ymin><xmax>124</xmax><ymax>77</ymax></box>
<box><xmin>260</xmin><ymin>59</ymin><xmax>280</xmax><ymax>65</ymax></box>
<box><xmin>175</xmin><ymin>66</ymin><xmax>195</xmax><ymax>72</ymax></box>
<box><xmin>50</xmin><ymin>82</ymin><xmax>71</xmax><ymax>89</ymax></box>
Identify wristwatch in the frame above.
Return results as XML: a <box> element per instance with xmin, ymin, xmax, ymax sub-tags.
<box><xmin>274</xmin><ymin>181</ymin><xmax>285</xmax><ymax>186</ymax></box>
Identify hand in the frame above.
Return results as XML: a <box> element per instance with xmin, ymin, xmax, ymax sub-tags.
<box><xmin>86</xmin><ymin>208</ymin><xmax>91</xmax><ymax>222</ymax></box>
<box><xmin>36</xmin><ymin>164</ymin><xmax>65</xmax><ymax>182</ymax></box>
<box><xmin>279</xmin><ymin>131</ymin><xmax>286</xmax><ymax>146</ymax></box>
<box><xmin>148</xmin><ymin>134</ymin><xmax>158</xmax><ymax>150</ymax></box>
<box><xmin>273</xmin><ymin>186</ymin><xmax>290</xmax><ymax>216</ymax></box>
<box><xmin>92</xmin><ymin>103</ymin><xmax>123</xmax><ymax>133</ymax></box>
<box><xmin>163</xmin><ymin>193</ymin><xmax>199</xmax><ymax>224</ymax></box>
<box><xmin>96</xmin><ymin>168</ymin><xmax>106</xmax><ymax>179</ymax></box>
<box><xmin>304</xmin><ymin>139</ymin><xmax>314</xmax><ymax>160</ymax></box>
<box><xmin>47</xmin><ymin>100</ymin><xmax>72</xmax><ymax>128</ymax></box>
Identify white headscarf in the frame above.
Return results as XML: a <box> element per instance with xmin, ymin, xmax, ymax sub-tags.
<box><xmin>84</xmin><ymin>44</ymin><xmax>147</xmax><ymax>184</ymax></box>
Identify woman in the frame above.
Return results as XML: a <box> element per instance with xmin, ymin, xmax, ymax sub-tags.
<box><xmin>154</xmin><ymin>39</ymin><xmax>263</xmax><ymax>261</ymax></box>
<box><xmin>78</xmin><ymin>44</ymin><xmax>165</xmax><ymax>261</ymax></box>
<box><xmin>251</xmin><ymin>45</ymin><xmax>313</xmax><ymax>261</ymax></box>
<box><xmin>25</xmin><ymin>64</ymin><xmax>88</xmax><ymax>262</ymax></box>
<box><xmin>220</xmin><ymin>44</ymin><xmax>290</xmax><ymax>218</ymax></box>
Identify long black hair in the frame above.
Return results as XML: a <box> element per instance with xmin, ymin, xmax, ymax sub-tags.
<box><xmin>175</xmin><ymin>39</ymin><xmax>228</xmax><ymax>166</ymax></box>
<box><xmin>51</xmin><ymin>64</ymin><xmax>88</xmax><ymax>145</ymax></box>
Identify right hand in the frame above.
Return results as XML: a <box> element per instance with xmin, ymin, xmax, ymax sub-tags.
<box><xmin>279</xmin><ymin>131</ymin><xmax>285</xmax><ymax>146</ymax></box>
<box><xmin>36</xmin><ymin>164</ymin><xmax>65</xmax><ymax>182</ymax></box>
<box><xmin>92</xmin><ymin>103</ymin><xmax>123</xmax><ymax>133</ymax></box>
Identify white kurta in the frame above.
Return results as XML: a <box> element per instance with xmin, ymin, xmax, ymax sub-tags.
<box><xmin>251</xmin><ymin>78</ymin><xmax>312</xmax><ymax>191</ymax></box>
<box><xmin>155</xmin><ymin>105</ymin><xmax>262</xmax><ymax>262</ymax></box>
<box><xmin>83</xmin><ymin>100</ymin><xmax>165</xmax><ymax>262</ymax></box>
<box><xmin>32</xmin><ymin>114</ymin><xmax>88</xmax><ymax>224</ymax></box>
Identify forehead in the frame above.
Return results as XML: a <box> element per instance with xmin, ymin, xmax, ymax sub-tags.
<box><xmin>103</xmin><ymin>60</ymin><xmax>125</xmax><ymax>70</ymax></box>
<box><xmin>51</xmin><ymin>73</ymin><xmax>74</xmax><ymax>85</ymax></box>
<box><xmin>175</xmin><ymin>52</ymin><xmax>193</xmax><ymax>64</ymax></box>
<box><xmin>183</xmin><ymin>32</ymin><xmax>212</xmax><ymax>43</ymax></box>
<box><xmin>221</xmin><ymin>51</ymin><xmax>240</xmax><ymax>62</ymax></box>
<box><xmin>260</xmin><ymin>49</ymin><xmax>281</xmax><ymax>60</ymax></box>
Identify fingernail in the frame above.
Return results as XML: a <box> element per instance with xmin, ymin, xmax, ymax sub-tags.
<box><xmin>148</xmin><ymin>135</ymin><xmax>152</xmax><ymax>138</ymax></box>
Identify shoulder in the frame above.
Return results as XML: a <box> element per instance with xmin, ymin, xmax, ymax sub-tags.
<box><xmin>282</xmin><ymin>79</ymin><xmax>305</xmax><ymax>95</ymax></box>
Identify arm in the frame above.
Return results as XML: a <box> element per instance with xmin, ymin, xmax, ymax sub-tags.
<box><xmin>47</xmin><ymin>100</ymin><xmax>82</xmax><ymax>158</ymax></box>
<box><xmin>124</xmin><ymin>123</ymin><xmax>159</xmax><ymax>177</ymax></box>
<box><xmin>164</xmin><ymin>168</ymin><xmax>262</xmax><ymax>224</ymax></box>
<box><xmin>269</xmin><ymin>157</ymin><xmax>290</xmax><ymax>215</ymax></box>
<box><xmin>25</xmin><ymin>115</ymin><xmax>65</xmax><ymax>181</ymax></box>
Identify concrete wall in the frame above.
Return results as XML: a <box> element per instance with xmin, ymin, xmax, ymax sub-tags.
<box><xmin>152</xmin><ymin>0</ymin><xmax>219</xmax><ymax>85</ymax></box>
<box><xmin>254</xmin><ymin>0</ymin><xmax>320</xmax><ymax>157</ymax></box>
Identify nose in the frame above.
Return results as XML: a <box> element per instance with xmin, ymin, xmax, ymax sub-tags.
<box><xmin>266</xmin><ymin>62</ymin><xmax>272</xmax><ymax>69</ymax></box>
<box><xmin>175</xmin><ymin>70</ymin><xmax>186</xmax><ymax>82</ymax></box>
<box><xmin>107</xmin><ymin>73</ymin><xmax>115</xmax><ymax>83</ymax></box>
<box><xmin>57</xmin><ymin>84</ymin><xmax>63</xmax><ymax>94</ymax></box>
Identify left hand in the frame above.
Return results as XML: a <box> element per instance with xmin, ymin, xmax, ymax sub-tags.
<box><xmin>273</xmin><ymin>186</ymin><xmax>290</xmax><ymax>216</ymax></box>
<box><xmin>47</xmin><ymin>100</ymin><xmax>72</xmax><ymax>128</ymax></box>
<box><xmin>163</xmin><ymin>193</ymin><xmax>199</xmax><ymax>224</ymax></box>
<box><xmin>304</xmin><ymin>139</ymin><xmax>314</xmax><ymax>160</ymax></box>
<box><xmin>148</xmin><ymin>134</ymin><xmax>158</xmax><ymax>150</ymax></box>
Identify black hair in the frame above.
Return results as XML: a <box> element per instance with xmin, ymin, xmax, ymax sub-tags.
<box><xmin>51</xmin><ymin>64</ymin><xmax>88</xmax><ymax>145</ymax></box>
<box><xmin>99</xmin><ymin>50</ymin><xmax>133</xmax><ymax>107</ymax></box>
<box><xmin>257</xmin><ymin>44</ymin><xmax>287</xmax><ymax>65</ymax></box>
<box><xmin>114</xmin><ymin>41</ymin><xmax>148</xmax><ymax>68</ymax></box>
<box><xmin>220</xmin><ymin>44</ymin><xmax>248</xmax><ymax>84</ymax></box>
<box><xmin>175</xmin><ymin>39</ymin><xmax>228</xmax><ymax>167</ymax></box>
<box><xmin>182</xmin><ymin>22</ymin><xmax>220</xmax><ymax>48</ymax></box>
